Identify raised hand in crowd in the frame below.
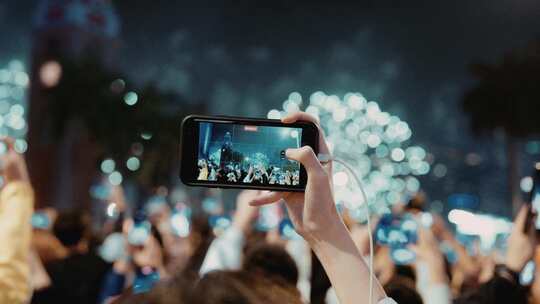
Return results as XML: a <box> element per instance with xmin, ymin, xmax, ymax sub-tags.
<box><xmin>250</xmin><ymin>111</ymin><xmax>389</xmax><ymax>304</ymax></box>
<box><xmin>0</xmin><ymin>137</ymin><xmax>34</xmax><ymax>304</ymax></box>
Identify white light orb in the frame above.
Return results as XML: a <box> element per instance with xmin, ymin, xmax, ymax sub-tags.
<box><xmin>391</xmin><ymin>148</ymin><xmax>405</xmax><ymax>162</ymax></box>
<box><xmin>346</xmin><ymin>93</ymin><xmax>366</xmax><ymax>110</ymax></box>
<box><xmin>521</xmin><ymin>176</ymin><xmax>533</xmax><ymax>192</ymax></box>
<box><xmin>332</xmin><ymin>107</ymin><xmax>347</xmax><ymax>122</ymax></box>
<box><xmin>109</xmin><ymin>171</ymin><xmax>123</xmax><ymax>185</ymax></box>
<box><xmin>101</xmin><ymin>159</ymin><xmax>116</xmax><ymax>174</ymax></box>
<box><xmin>267</xmin><ymin>109</ymin><xmax>281</xmax><ymax>119</ymax></box>
<box><xmin>39</xmin><ymin>61</ymin><xmax>62</xmax><ymax>88</ymax></box>
<box><xmin>333</xmin><ymin>171</ymin><xmax>349</xmax><ymax>187</ymax></box>
<box><xmin>124</xmin><ymin>92</ymin><xmax>138</xmax><ymax>106</ymax></box>
<box><xmin>126</xmin><ymin>157</ymin><xmax>141</xmax><ymax>171</ymax></box>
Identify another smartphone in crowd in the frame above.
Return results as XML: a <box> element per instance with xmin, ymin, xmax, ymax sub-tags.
<box><xmin>180</xmin><ymin>115</ymin><xmax>319</xmax><ymax>192</ymax></box>
<box><xmin>31</xmin><ymin>211</ymin><xmax>51</xmax><ymax>230</ymax></box>
<box><xmin>525</xmin><ymin>163</ymin><xmax>540</xmax><ymax>232</ymax></box>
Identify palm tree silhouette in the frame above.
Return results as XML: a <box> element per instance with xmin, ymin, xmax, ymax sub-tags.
<box><xmin>463</xmin><ymin>40</ymin><xmax>540</xmax><ymax>213</ymax></box>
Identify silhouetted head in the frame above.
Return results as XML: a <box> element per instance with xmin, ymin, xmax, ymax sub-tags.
<box><xmin>53</xmin><ymin>210</ymin><xmax>90</xmax><ymax>252</ymax></box>
<box><xmin>384</xmin><ymin>276</ymin><xmax>423</xmax><ymax>304</ymax></box>
<box><xmin>242</xmin><ymin>243</ymin><xmax>299</xmax><ymax>286</ymax></box>
<box><xmin>193</xmin><ymin>270</ymin><xmax>302</xmax><ymax>304</ymax></box>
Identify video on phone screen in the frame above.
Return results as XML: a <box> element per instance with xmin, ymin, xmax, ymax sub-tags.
<box><xmin>196</xmin><ymin>122</ymin><xmax>303</xmax><ymax>186</ymax></box>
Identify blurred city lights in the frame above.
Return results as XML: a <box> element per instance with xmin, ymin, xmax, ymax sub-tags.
<box><xmin>39</xmin><ymin>60</ymin><xmax>62</xmax><ymax>88</ymax></box>
<box><xmin>124</xmin><ymin>91</ymin><xmax>138</xmax><ymax>106</ymax></box>
<box><xmin>106</xmin><ymin>202</ymin><xmax>118</xmax><ymax>218</ymax></box>
<box><xmin>448</xmin><ymin>208</ymin><xmax>512</xmax><ymax>250</ymax></box>
<box><xmin>269</xmin><ymin>91</ymin><xmax>430</xmax><ymax>220</ymax></box>
<box><xmin>333</xmin><ymin>171</ymin><xmax>349</xmax><ymax>187</ymax></box>
<box><xmin>0</xmin><ymin>60</ymin><xmax>29</xmax><ymax>147</ymax></box>
<box><xmin>391</xmin><ymin>148</ymin><xmax>405</xmax><ymax>162</ymax></box>
<box><xmin>0</xmin><ymin>142</ymin><xmax>7</xmax><ymax>154</ymax></box>
<box><xmin>126</xmin><ymin>156</ymin><xmax>141</xmax><ymax>171</ymax></box>
<box><xmin>141</xmin><ymin>132</ymin><xmax>153</xmax><ymax>140</ymax></box>
<box><xmin>101</xmin><ymin>159</ymin><xmax>116</xmax><ymax>174</ymax></box>
<box><xmin>267</xmin><ymin>109</ymin><xmax>281</xmax><ymax>119</ymax></box>
<box><xmin>110</xmin><ymin>78</ymin><xmax>126</xmax><ymax>94</ymax></box>
<box><xmin>433</xmin><ymin>164</ymin><xmax>448</xmax><ymax>178</ymax></box>
<box><xmin>108</xmin><ymin>171</ymin><xmax>123</xmax><ymax>185</ymax></box>
<box><xmin>171</xmin><ymin>212</ymin><xmax>190</xmax><ymax>237</ymax></box>
<box><xmin>14</xmin><ymin>139</ymin><xmax>28</xmax><ymax>153</ymax></box>
<box><xmin>288</xmin><ymin>92</ymin><xmax>302</xmax><ymax>105</ymax></box>
<box><xmin>520</xmin><ymin>176</ymin><xmax>533</xmax><ymax>192</ymax></box>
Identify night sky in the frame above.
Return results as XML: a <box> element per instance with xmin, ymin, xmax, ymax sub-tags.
<box><xmin>2</xmin><ymin>0</ymin><xmax>540</xmax><ymax>216</ymax></box>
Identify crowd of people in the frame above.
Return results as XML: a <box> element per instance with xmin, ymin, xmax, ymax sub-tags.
<box><xmin>1</xmin><ymin>112</ymin><xmax>539</xmax><ymax>304</ymax></box>
<box><xmin>197</xmin><ymin>158</ymin><xmax>300</xmax><ymax>186</ymax></box>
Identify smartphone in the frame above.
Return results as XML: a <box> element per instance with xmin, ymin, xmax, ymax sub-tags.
<box><xmin>133</xmin><ymin>267</ymin><xmax>160</xmax><ymax>294</ymax></box>
<box><xmin>525</xmin><ymin>163</ymin><xmax>540</xmax><ymax>232</ymax></box>
<box><xmin>128</xmin><ymin>211</ymin><xmax>151</xmax><ymax>246</ymax></box>
<box><xmin>375</xmin><ymin>213</ymin><xmax>418</xmax><ymax>265</ymax></box>
<box><xmin>31</xmin><ymin>212</ymin><xmax>51</xmax><ymax>230</ymax></box>
<box><xmin>180</xmin><ymin>115</ymin><xmax>319</xmax><ymax>192</ymax></box>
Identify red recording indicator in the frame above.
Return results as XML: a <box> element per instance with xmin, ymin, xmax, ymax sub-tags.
<box><xmin>244</xmin><ymin>125</ymin><xmax>258</xmax><ymax>132</ymax></box>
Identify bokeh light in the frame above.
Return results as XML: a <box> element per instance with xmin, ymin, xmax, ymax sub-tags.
<box><xmin>124</xmin><ymin>91</ymin><xmax>138</xmax><ymax>106</ymax></box>
<box><xmin>0</xmin><ymin>60</ymin><xmax>29</xmax><ymax>151</ymax></box>
<box><xmin>39</xmin><ymin>60</ymin><xmax>62</xmax><ymax>88</ymax></box>
<box><xmin>108</xmin><ymin>171</ymin><xmax>123</xmax><ymax>185</ymax></box>
<box><xmin>269</xmin><ymin>91</ymin><xmax>430</xmax><ymax>220</ymax></box>
<box><xmin>126</xmin><ymin>156</ymin><xmax>141</xmax><ymax>171</ymax></box>
<box><xmin>101</xmin><ymin>159</ymin><xmax>116</xmax><ymax>174</ymax></box>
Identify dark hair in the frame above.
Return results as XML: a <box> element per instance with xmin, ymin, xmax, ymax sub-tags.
<box><xmin>405</xmin><ymin>193</ymin><xmax>426</xmax><ymax>211</ymax></box>
<box><xmin>310</xmin><ymin>251</ymin><xmax>331</xmax><ymax>304</ymax></box>
<box><xmin>111</xmin><ymin>275</ymin><xmax>193</xmax><ymax>304</ymax></box>
<box><xmin>192</xmin><ymin>270</ymin><xmax>302</xmax><ymax>304</ymax></box>
<box><xmin>384</xmin><ymin>277</ymin><xmax>423</xmax><ymax>304</ymax></box>
<box><xmin>53</xmin><ymin>210</ymin><xmax>89</xmax><ymax>247</ymax></box>
<box><xmin>182</xmin><ymin>215</ymin><xmax>214</xmax><ymax>275</ymax></box>
<box><xmin>242</xmin><ymin>243</ymin><xmax>299</xmax><ymax>286</ymax></box>
<box><xmin>395</xmin><ymin>265</ymin><xmax>417</xmax><ymax>282</ymax></box>
<box><xmin>455</xmin><ymin>275</ymin><xmax>528</xmax><ymax>304</ymax></box>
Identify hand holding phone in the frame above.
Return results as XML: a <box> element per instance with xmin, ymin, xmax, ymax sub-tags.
<box><xmin>0</xmin><ymin>138</ymin><xmax>29</xmax><ymax>185</ymax></box>
<box><xmin>526</xmin><ymin>163</ymin><xmax>540</xmax><ymax>232</ymax></box>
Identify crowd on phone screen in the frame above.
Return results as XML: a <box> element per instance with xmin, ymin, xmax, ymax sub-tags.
<box><xmin>197</xmin><ymin>158</ymin><xmax>300</xmax><ymax>186</ymax></box>
<box><xmin>1</xmin><ymin>118</ymin><xmax>539</xmax><ymax>304</ymax></box>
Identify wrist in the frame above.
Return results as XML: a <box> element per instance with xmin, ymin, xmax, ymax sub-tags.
<box><xmin>305</xmin><ymin>217</ymin><xmax>351</xmax><ymax>251</ymax></box>
<box><xmin>505</xmin><ymin>256</ymin><xmax>526</xmax><ymax>273</ymax></box>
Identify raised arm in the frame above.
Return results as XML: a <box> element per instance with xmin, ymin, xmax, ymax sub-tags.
<box><xmin>0</xmin><ymin>138</ymin><xmax>34</xmax><ymax>304</ymax></box>
<box><xmin>250</xmin><ymin>112</ymin><xmax>389</xmax><ymax>304</ymax></box>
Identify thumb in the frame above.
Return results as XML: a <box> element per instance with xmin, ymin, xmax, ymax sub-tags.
<box><xmin>285</xmin><ymin>146</ymin><xmax>325</xmax><ymax>178</ymax></box>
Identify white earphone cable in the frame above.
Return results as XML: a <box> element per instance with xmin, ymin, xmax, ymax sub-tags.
<box><xmin>319</xmin><ymin>154</ymin><xmax>374</xmax><ymax>304</ymax></box>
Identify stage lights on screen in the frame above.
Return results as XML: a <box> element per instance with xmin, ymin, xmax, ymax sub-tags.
<box><xmin>268</xmin><ymin>91</ymin><xmax>431</xmax><ymax>219</ymax></box>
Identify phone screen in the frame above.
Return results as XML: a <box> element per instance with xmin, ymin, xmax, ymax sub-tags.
<box><xmin>532</xmin><ymin>180</ymin><xmax>540</xmax><ymax>229</ymax></box>
<box><xmin>197</xmin><ymin>121</ymin><xmax>302</xmax><ymax>186</ymax></box>
<box><xmin>31</xmin><ymin>212</ymin><xmax>50</xmax><ymax>230</ymax></box>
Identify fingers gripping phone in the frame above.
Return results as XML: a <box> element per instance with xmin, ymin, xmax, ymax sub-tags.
<box><xmin>180</xmin><ymin>115</ymin><xmax>319</xmax><ymax>192</ymax></box>
<box><xmin>525</xmin><ymin>163</ymin><xmax>540</xmax><ymax>232</ymax></box>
